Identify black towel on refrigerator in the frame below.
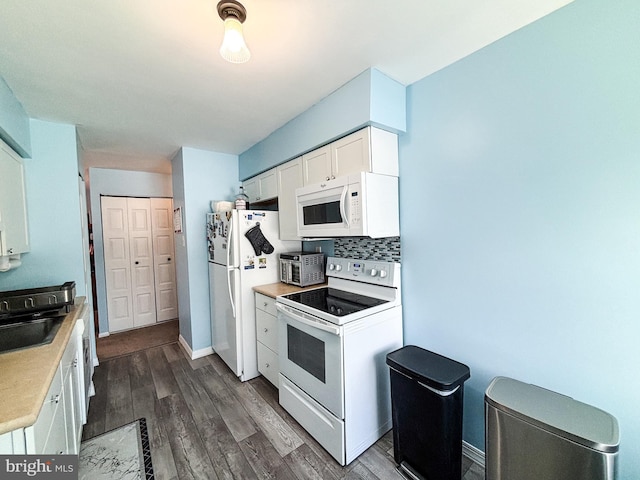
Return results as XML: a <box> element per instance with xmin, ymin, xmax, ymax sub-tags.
<box><xmin>245</xmin><ymin>224</ymin><xmax>274</xmax><ymax>255</ymax></box>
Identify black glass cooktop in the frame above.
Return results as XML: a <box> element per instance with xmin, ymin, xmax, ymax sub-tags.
<box><xmin>282</xmin><ymin>287</ymin><xmax>387</xmax><ymax>317</ymax></box>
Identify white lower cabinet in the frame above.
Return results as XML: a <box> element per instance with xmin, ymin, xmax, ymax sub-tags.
<box><xmin>61</xmin><ymin>321</ymin><xmax>83</xmax><ymax>454</ymax></box>
<box><xmin>255</xmin><ymin>293</ymin><xmax>279</xmax><ymax>387</ymax></box>
<box><xmin>257</xmin><ymin>343</ymin><xmax>279</xmax><ymax>387</ymax></box>
<box><xmin>28</xmin><ymin>366</ymin><xmax>64</xmax><ymax>454</ymax></box>
<box><xmin>0</xmin><ymin>320</ymin><xmax>84</xmax><ymax>455</ymax></box>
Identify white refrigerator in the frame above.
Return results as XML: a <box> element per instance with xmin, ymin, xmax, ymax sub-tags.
<box><xmin>207</xmin><ymin>209</ymin><xmax>300</xmax><ymax>381</ymax></box>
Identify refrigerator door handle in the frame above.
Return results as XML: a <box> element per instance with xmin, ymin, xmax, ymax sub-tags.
<box><xmin>227</xmin><ymin>213</ymin><xmax>233</xmax><ymax>268</ymax></box>
<box><xmin>227</xmin><ymin>216</ymin><xmax>237</xmax><ymax>318</ymax></box>
<box><xmin>227</xmin><ymin>267</ymin><xmax>236</xmax><ymax>319</ymax></box>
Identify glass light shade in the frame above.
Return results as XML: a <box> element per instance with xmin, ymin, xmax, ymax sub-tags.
<box><xmin>220</xmin><ymin>17</ymin><xmax>250</xmax><ymax>63</ymax></box>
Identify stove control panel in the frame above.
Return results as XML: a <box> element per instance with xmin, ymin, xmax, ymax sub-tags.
<box><xmin>326</xmin><ymin>257</ymin><xmax>400</xmax><ymax>288</ymax></box>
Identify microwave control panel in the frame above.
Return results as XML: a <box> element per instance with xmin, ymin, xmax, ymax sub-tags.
<box><xmin>349</xmin><ymin>190</ymin><xmax>361</xmax><ymax>226</ymax></box>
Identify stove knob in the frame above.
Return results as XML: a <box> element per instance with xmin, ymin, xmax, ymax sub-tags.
<box><xmin>336</xmin><ymin>307</ymin><xmax>343</xmax><ymax>315</ymax></box>
<box><xmin>328</xmin><ymin>264</ymin><xmax>336</xmax><ymax>271</ymax></box>
<box><xmin>370</xmin><ymin>268</ymin><xmax>378</xmax><ymax>277</ymax></box>
<box><xmin>335</xmin><ymin>264</ymin><xmax>342</xmax><ymax>272</ymax></box>
<box><xmin>379</xmin><ymin>270</ymin><xmax>388</xmax><ymax>278</ymax></box>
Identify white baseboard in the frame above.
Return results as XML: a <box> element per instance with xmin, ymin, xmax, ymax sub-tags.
<box><xmin>463</xmin><ymin>441</ymin><xmax>485</xmax><ymax>469</ymax></box>
<box><xmin>98</xmin><ymin>331</ymin><xmax>110</xmax><ymax>338</ymax></box>
<box><xmin>178</xmin><ymin>335</ymin><xmax>214</xmax><ymax>360</ymax></box>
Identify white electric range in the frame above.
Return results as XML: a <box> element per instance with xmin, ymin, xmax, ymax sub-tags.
<box><xmin>276</xmin><ymin>256</ymin><xmax>403</xmax><ymax>466</ymax></box>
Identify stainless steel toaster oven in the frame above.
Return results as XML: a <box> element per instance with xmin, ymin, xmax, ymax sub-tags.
<box><xmin>279</xmin><ymin>252</ymin><xmax>325</xmax><ymax>287</ymax></box>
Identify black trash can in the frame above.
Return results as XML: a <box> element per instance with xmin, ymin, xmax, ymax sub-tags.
<box><xmin>386</xmin><ymin>345</ymin><xmax>470</xmax><ymax>480</ymax></box>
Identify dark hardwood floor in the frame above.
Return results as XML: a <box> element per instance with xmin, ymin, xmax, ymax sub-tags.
<box><xmin>83</xmin><ymin>342</ymin><xmax>484</xmax><ymax>480</ymax></box>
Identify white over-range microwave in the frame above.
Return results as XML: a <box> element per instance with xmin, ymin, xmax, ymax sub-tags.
<box><xmin>295</xmin><ymin>171</ymin><xmax>399</xmax><ymax>238</ymax></box>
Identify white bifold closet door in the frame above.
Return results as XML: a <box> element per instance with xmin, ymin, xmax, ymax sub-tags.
<box><xmin>101</xmin><ymin>196</ymin><xmax>177</xmax><ymax>333</ymax></box>
<box><xmin>150</xmin><ymin>198</ymin><xmax>178</xmax><ymax>322</ymax></box>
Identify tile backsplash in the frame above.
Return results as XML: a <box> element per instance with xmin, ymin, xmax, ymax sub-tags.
<box><xmin>333</xmin><ymin>237</ymin><xmax>401</xmax><ymax>263</ymax></box>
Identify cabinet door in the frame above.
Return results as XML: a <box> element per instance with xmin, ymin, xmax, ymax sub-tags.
<box><xmin>151</xmin><ymin>198</ymin><xmax>178</xmax><ymax>322</ymax></box>
<box><xmin>331</xmin><ymin>128</ymin><xmax>371</xmax><ymax>179</ymax></box>
<box><xmin>26</xmin><ymin>368</ymin><xmax>64</xmax><ymax>454</ymax></box>
<box><xmin>62</xmin><ymin>324</ymin><xmax>82</xmax><ymax>454</ymax></box>
<box><xmin>302</xmin><ymin>145</ymin><xmax>332</xmax><ymax>185</ymax></box>
<box><xmin>257</xmin><ymin>168</ymin><xmax>278</xmax><ymax>201</ymax></box>
<box><xmin>276</xmin><ymin>158</ymin><xmax>303</xmax><ymax>240</ymax></box>
<box><xmin>0</xmin><ymin>139</ymin><xmax>29</xmax><ymax>255</ymax></box>
<box><xmin>242</xmin><ymin>177</ymin><xmax>259</xmax><ymax>204</ymax></box>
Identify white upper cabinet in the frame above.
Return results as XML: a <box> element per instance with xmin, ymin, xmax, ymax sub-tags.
<box><xmin>0</xmin><ymin>138</ymin><xmax>29</xmax><ymax>256</ymax></box>
<box><xmin>302</xmin><ymin>145</ymin><xmax>332</xmax><ymax>185</ymax></box>
<box><xmin>302</xmin><ymin>126</ymin><xmax>399</xmax><ymax>186</ymax></box>
<box><xmin>242</xmin><ymin>176</ymin><xmax>259</xmax><ymax>203</ymax></box>
<box><xmin>276</xmin><ymin>157</ymin><xmax>303</xmax><ymax>240</ymax></box>
<box><xmin>259</xmin><ymin>169</ymin><xmax>278</xmax><ymax>201</ymax></box>
<box><xmin>243</xmin><ymin>167</ymin><xmax>278</xmax><ymax>204</ymax></box>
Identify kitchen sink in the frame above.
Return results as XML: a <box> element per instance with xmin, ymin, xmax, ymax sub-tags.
<box><xmin>0</xmin><ymin>316</ymin><xmax>65</xmax><ymax>354</ymax></box>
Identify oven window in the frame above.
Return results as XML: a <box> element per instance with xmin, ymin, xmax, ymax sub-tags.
<box><xmin>287</xmin><ymin>325</ymin><xmax>326</xmax><ymax>383</ymax></box>
<box><xmin>302</xmin><ymin>201</ymin><xmax>342</xmax><ymax>225</ymax></box>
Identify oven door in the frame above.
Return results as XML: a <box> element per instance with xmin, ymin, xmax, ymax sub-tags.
<box><xmin>277</xmin><ymin>303</ymin><xmax>344</xmax><ymax>419</ymax></box>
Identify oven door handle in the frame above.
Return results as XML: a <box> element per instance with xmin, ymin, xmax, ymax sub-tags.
<box><xmin>276</xmin><ymin>303</ymin><xmax>341</xmax><ymax>336</ymax></box>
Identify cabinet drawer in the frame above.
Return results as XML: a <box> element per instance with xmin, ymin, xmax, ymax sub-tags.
<box><xmin>256</xmin><ymin>309</ymin><xmax>278</xmax><ymax>352</ymax></box>
<box><xmin>257</xmin><ymin>342</ymin><xmax>279</xmax><ymax>388</ymax></box>
<box><xmin>255</xmin><ymin>293</ymin><xmax>277</xmax><ymax>316</ymax></box>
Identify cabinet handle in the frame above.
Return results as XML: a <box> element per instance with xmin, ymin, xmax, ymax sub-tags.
<box><xmin>51</xmin><ymin>394</ymin><xmax>60</xmax><ymax>404</ymax></box>
<box><xmin>72</xmin><ymin>358</ymin><xmax>78</xmax><ymax>368</ymax></box>
<box><xmin>325</xmin><ymin>176</ymin><xmax>330</xmax><ymax>181</ymax></box>
<box><xmin>7</xmin><ymin>248</ymin><xmax>13</xmax><ymax>254</ymax></box>
<box><xmin>168</xmin><ymin>257</ymin><xmax>171</xmax><ymax>261</ymax></box>
<box><xmin>263</xmin><ymin>302</ymin><xmax>268</xmax><ymax>307</ymax></box>
<box><xmin>265</xmin><ymin>363</ymin><xmax>270</xmax><ymax>368</ymax></box>
<box><xmin>264</xmin><ymin>328</ymin><xmax>268</xmax><ymax>333</ymax></box>
<box><xmin>331</xmin><ymin>175</ymin><xmax>335</xmax><ymax>179</ymax></box>
<box><xmin>135</xmin><ymin>261</ymin><xmax>139</xmax><ymax>265</ymax></box>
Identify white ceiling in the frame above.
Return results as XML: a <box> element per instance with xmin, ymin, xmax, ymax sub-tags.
<box><xmin>0</xmin><ymin>0</ymin><xmax>573</xmax><ymax>173</ymax></box>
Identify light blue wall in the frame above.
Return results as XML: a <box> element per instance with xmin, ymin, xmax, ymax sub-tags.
<box><xmin>239</xmin><ymin>68</ymin><xmax>406</xmax><ymax>180</ymax></box>
<box><xmin>171</xmin><ymin>147</ymin><xmax>238</xmax><ymax>352</ymax></box>
<box><xmin>0</xmin><ymin>76</ymin><xmax>31</xmax><ymax>157</ymax></box>
<box><xmin>88</xmin><ymin>167</ymin><xmax>173</xmax><ymax>335</ymax></box>
<box><xmin>400</xmin><ymin>0</ymin><xmax>639</xmax><ymax>476</ymax></box>
<box><xmin>0</xmin><ymin>120</ymin><xmax>84</xmax><ymax>294</ymax></box>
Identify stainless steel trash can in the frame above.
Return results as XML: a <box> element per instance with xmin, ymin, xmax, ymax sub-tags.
<box><xmin>386</xmin><ymin>346</ymin><xmax>470</xmax><ymax>480</ymax></box>
<box><xmin>485</xmin><ymin>376</ymin><xmax>619</xmax><ymax>480</ymax></box>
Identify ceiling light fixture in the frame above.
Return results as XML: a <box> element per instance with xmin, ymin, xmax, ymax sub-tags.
<box><xmin>217</xmin><ymin>0</ymin><xmax>250</xmax><ymax>64</ymax></box>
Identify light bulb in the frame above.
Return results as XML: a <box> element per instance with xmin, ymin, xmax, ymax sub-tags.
<box><xmin>220</xmin><ymin>17</ymin><xmax>250</xmax><ymax>63</ymax></box>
